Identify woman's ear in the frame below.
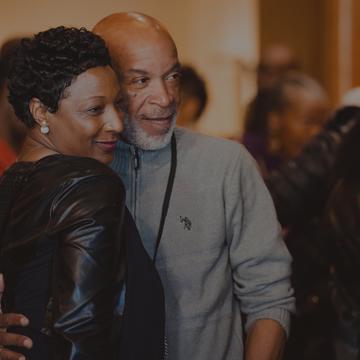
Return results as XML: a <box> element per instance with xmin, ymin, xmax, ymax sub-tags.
<box><xmin>29</xmin><ymin>98</ymin><xmax>48</xmax><ymax>127</ymax></box>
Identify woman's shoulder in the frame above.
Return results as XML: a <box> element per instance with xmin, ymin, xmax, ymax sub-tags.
<box><xmin>47</xmin><ymin>155</ymin><xmax>125</xmax><ymax>196</ymax></box>
<box><xmin>8</xmin><ymin>154</ymin><xmax>125</xmax><ymax>203</ymax></box>
<box><xmin>33</xmin><ymin>154</ymin><xmax>121</xmax><ymax>183</ymax></box>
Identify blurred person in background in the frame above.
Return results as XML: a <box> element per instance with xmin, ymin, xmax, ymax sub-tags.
<box><xmin>323</xmin><ymin>117</ymin><xmax>360</xmax><ymax>360</ymax></box>
<box><xmin>242</xmin><ymin>72</ymin><xmax>330</xmax><ymax>176</ymax></box>
<box><xmin>266</xmin><ymin>105</ymin><xmax>360</xmax><ymax>360</ymax></box>
<box><xmin>0</xmin><ymin>38</ymin><xmax>27</xmax><ymax>152</ymax></box>
<box><xmin>0</xmin><ymin>38</ymin><xmax>27</xmax><ymax>175</ymax></box>
<box><xmin>176</xmin><ymin>65</ymin><xmax>208</xmax><ymax>131</ymax></box>
<box><xmin>257</xmin><ymin>44</ymin><xmax>299</xmax><ymax>90</ymax></box>
<box><xmin>0</xmin><ymin>139</ymin><xmax>16</xmax><ymax>176</ymax></box>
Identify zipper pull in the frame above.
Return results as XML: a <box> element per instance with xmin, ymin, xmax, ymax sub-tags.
<box><xmin>133</xmin><ymin>148</ymin><xmax>140</xmax><ymax>171</ymax></box>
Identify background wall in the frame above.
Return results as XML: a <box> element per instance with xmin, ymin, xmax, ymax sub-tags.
<box><xmin>259</xmin><ymin>0</ymin><xmax>357</xmax><ymax>106</ymax></box>
<box><xmin>259</xmin><ymin>0</ymin><xmax>327</xmax><ymax>89</ymax></box>
<box><xmin>0</xmin><ymin>0</ymin><xmax>259</xmax><ymax>137</ymax></box>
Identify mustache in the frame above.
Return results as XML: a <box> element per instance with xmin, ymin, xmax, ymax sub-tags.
<box><xmin>139</xmin><ymin>103</ymin><xmax>177</xmax><ymax>120</ymax></box>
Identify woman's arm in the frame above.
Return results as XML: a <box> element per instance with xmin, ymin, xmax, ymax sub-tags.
<box><xmin>49</xmin><ymin>172</ymin><xmax>126</xmax><ymax>359</ymax></box>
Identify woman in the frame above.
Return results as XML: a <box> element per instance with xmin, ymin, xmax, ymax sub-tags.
<box><xmin>242</xmin><ymin>72</ymin><xmax>330</xmax><ymax>176</ymax></box>
<box><xmin>324</xmin><ymin>118</ymin><xmax>360</xmax><ymax>360</ymax></box>
<box><xmin>0</xmin><ymin>26</ymin><xmax>165</xmax><ymax>359</ymax></box>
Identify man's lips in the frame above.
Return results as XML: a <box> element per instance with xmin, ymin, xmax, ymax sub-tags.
<box><xmin>141</xmin><ymin>116</ymin><xmax>173</xmax><ymax>133</ymax></box>
<box><xmin>142</xmin><ymin>115</ymin><xmax>173</xmax><ymax>121</ymax></box>
<box><xmin>94</xmin><ymin>140</ymin><xmax>118</xmax><ymax>152</ymax></box>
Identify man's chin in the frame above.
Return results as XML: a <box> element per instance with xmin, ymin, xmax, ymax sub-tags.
<box><xmin>122</xmin><ymin>122</ymin><xmax>175</xmax><ymax>151</ymax></box>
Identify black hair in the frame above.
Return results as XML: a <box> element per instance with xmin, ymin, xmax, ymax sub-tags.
<box><xmin>245</xmin><ymin>72</ymin><xmax>326</xmax><ymax>134</ymax></box>
<box><xmin>7</xmin><ymin>26</ymin><xmax>111</xmax><ymax>128</ymax></box>
<box><xmin>180</xmin><ymin>65</ymin><xmax>208</xmax><ymax>120</ymax></box>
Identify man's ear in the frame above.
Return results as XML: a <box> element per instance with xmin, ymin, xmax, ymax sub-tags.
<box><xmin>29</xmin><ymin>98</ymin><xmax>48</xmax><ymax>126</ymax></box>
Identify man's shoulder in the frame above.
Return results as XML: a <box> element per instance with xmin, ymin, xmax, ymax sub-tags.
<box><xmin>175</xmin><ymin>127</ymin><xmax>245</xmax><ymax>157</ymax></box>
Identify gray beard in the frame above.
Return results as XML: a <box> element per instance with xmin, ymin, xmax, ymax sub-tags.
<box><xmin>122</xmin><ymin>113</ymin><xmax>176</xmax><ymax>150</ymax></box>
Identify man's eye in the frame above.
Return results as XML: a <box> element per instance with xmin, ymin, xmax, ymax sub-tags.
<box><xmin>166</xmin><ymin>72</ymin><xmax>180</xmax><ymax>81</ymax></box>
<box><xmin>132</xmin><ymin>77</ymin><xmax>149</xmax><ymax>87</ymax></box>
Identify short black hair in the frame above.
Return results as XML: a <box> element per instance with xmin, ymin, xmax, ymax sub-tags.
<box><xmin>180</xmin><ymin>65</ymin><xmax>208</xmax><ymax>120</ymax></box>
<box><xmin>8</xmin><ymin>26</ymin><xmax>111</xmax><ymax>128</ymax></box>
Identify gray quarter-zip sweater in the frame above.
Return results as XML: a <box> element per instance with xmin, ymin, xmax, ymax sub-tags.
<box><xmin>111</xmin><ymin>127</ymin><xmax>295</xmax><ymax>360</ymax></box>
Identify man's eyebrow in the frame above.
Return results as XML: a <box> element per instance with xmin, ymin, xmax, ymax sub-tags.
<box><xmin>86</xmin><ymin>96</ymin><xmax>106</xmax><ymax>100</ymax></box>
<box><xmin>125</xmin><ymin>62</ymin><xmax>181</xmax><ymax>77</ymax></box>
<box><xmin>166</xmin><ymin>62</ymin><xmax>181</xmax><ymax>75</ymax></box>
<box><xmin>125</xmin><ymin>69</ymin><xmax>148</xmax><ymax>75</ymax></box>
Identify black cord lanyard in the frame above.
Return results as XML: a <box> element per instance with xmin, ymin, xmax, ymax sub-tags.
<box><xmin>152</xmin><ymin>134</ymin><xmax>177</xmax><ymax>263</ymax></box>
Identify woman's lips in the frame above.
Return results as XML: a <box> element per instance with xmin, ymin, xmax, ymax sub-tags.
<box><xmin>95</xmin><ymin>140</ymin><xmax>118</xmax><ymax>152</ymax></box>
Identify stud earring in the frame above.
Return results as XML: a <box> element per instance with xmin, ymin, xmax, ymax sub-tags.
<box><xmin>40</xmin><ymin>121</ymin><xmax>50</xmax><ymax>134</ymax></box>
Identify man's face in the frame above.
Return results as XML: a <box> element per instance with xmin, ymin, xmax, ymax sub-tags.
<box><xmin>113</xmin><ymin>33</ymin><xmax>181</xmax><ymax>150</ymax></box>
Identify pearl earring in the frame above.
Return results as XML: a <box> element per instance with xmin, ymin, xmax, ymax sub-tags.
<box><xmin>40</xmin><ymin>121</ymin><xmax>50</xmax><ymax>134</ymax></box>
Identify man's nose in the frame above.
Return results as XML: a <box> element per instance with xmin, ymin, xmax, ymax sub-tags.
<box><xmin>149</xmin><ymin>80</ymin><xmax>173</xmax><ymax>107</ymax></box>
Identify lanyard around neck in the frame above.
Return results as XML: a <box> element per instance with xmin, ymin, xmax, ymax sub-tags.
<box><xmin>152</xmin><ymin>134</ymin><xmax>177</xmax><ymax>263</ymax></box>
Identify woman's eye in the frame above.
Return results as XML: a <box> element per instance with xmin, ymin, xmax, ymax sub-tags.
<box><xmin>87</xmin><ymin>106</ymin><xmax>103</xmax><ymax>114</ymax></box>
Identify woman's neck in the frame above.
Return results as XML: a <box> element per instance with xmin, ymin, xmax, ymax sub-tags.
<box><xmin>17</xmin><ymin>136</ymin><xmax>59</xmax><ymax>162</ymax></box>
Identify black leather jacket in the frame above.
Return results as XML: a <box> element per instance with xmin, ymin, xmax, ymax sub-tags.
<box><xmin>323</xmin><ymin>118</ymin><xmax>360</xmax><ymax>315</ymax></box>
<box><xmin>0</xmin><ymin>155</ymin><xmax>165</xmax><ymax>359</ymax></box>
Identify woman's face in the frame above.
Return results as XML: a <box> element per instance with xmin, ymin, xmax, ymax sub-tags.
<box><xmin>45</xmin><ymin>66</ymin><xmax>123</xmax><ymax>164</ymax></box>
<box><xmin>275</xmin><ymin>88</ymin><xmax>329</xmax><ymax>159</ymax></box>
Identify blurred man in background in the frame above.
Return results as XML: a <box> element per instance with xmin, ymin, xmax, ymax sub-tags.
<box><xmin>176</xmin><ymin>65</ymin><xmax>208</xmax><ymax>131</ymax></box>
<box><xmin>257</xmin><ymin>44</ymin><xmax>299</xmax><ymax>90</ymax></box>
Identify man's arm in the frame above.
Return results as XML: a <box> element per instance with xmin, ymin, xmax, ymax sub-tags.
<box><xmin>0</xmin><ymin>274</ymin><xmax>32</xmax><ymax>360</ymax></box>
<box><xmin>245</xmin><ymin>319</ymin><xmax>285</xmax><ymax>360</ymax></box>
<box><xmin>224</xmin><ymin>145</ymin><xmax>295</xmax><ymax>352</ymax></box>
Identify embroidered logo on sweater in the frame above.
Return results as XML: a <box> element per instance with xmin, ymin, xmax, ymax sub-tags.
<box><xmin>180</xmin><ymin>216</ymin><xmax>192</xmax><ymax>230</ymax></box>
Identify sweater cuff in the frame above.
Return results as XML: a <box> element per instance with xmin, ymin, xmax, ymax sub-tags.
<box><xmin>245</xmin><ymin>308</ymin><xmax>292</xmax><ymax>338</ymax></box>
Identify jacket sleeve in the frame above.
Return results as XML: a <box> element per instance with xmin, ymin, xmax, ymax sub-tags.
<box><xmin>266</xmin><ymin>106</ymin><xmax>360</xmax><ymax>227</ymax></box>
<box><xmin>224</xmin><ymin>145</ymin><xmax>295</xmax><ymax>336</ymax></box>
<box><xmin>48</xmin><ymin>171</ymin><xmax>126</xmax><ymax>359</ymax></box>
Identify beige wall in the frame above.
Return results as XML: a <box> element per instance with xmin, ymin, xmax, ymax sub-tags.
<box><xmin>1</xmin><ymin>0</ymin><xmax>259</xmax><ymax>137</ymax></box>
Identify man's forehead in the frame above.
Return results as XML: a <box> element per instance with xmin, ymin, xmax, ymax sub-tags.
<box><xmin>109</xmin><ymin>34</ymin><xmax>178</xmax><ymax>68</ymax></box>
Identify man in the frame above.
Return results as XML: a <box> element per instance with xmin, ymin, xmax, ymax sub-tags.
<box><xmin>257</xmin><ymin>44</ymin><xmax>299</xmax><ymax>90</ymax></box>
<box><xmin>0</xmin><ymin>13</ymin><xmax>294</xmax><ymax>360</ymax></box>
<box><xmin>176</xmin><ymin>65</ymin><xmax>208</xmax><ymax>130</ymax></box>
